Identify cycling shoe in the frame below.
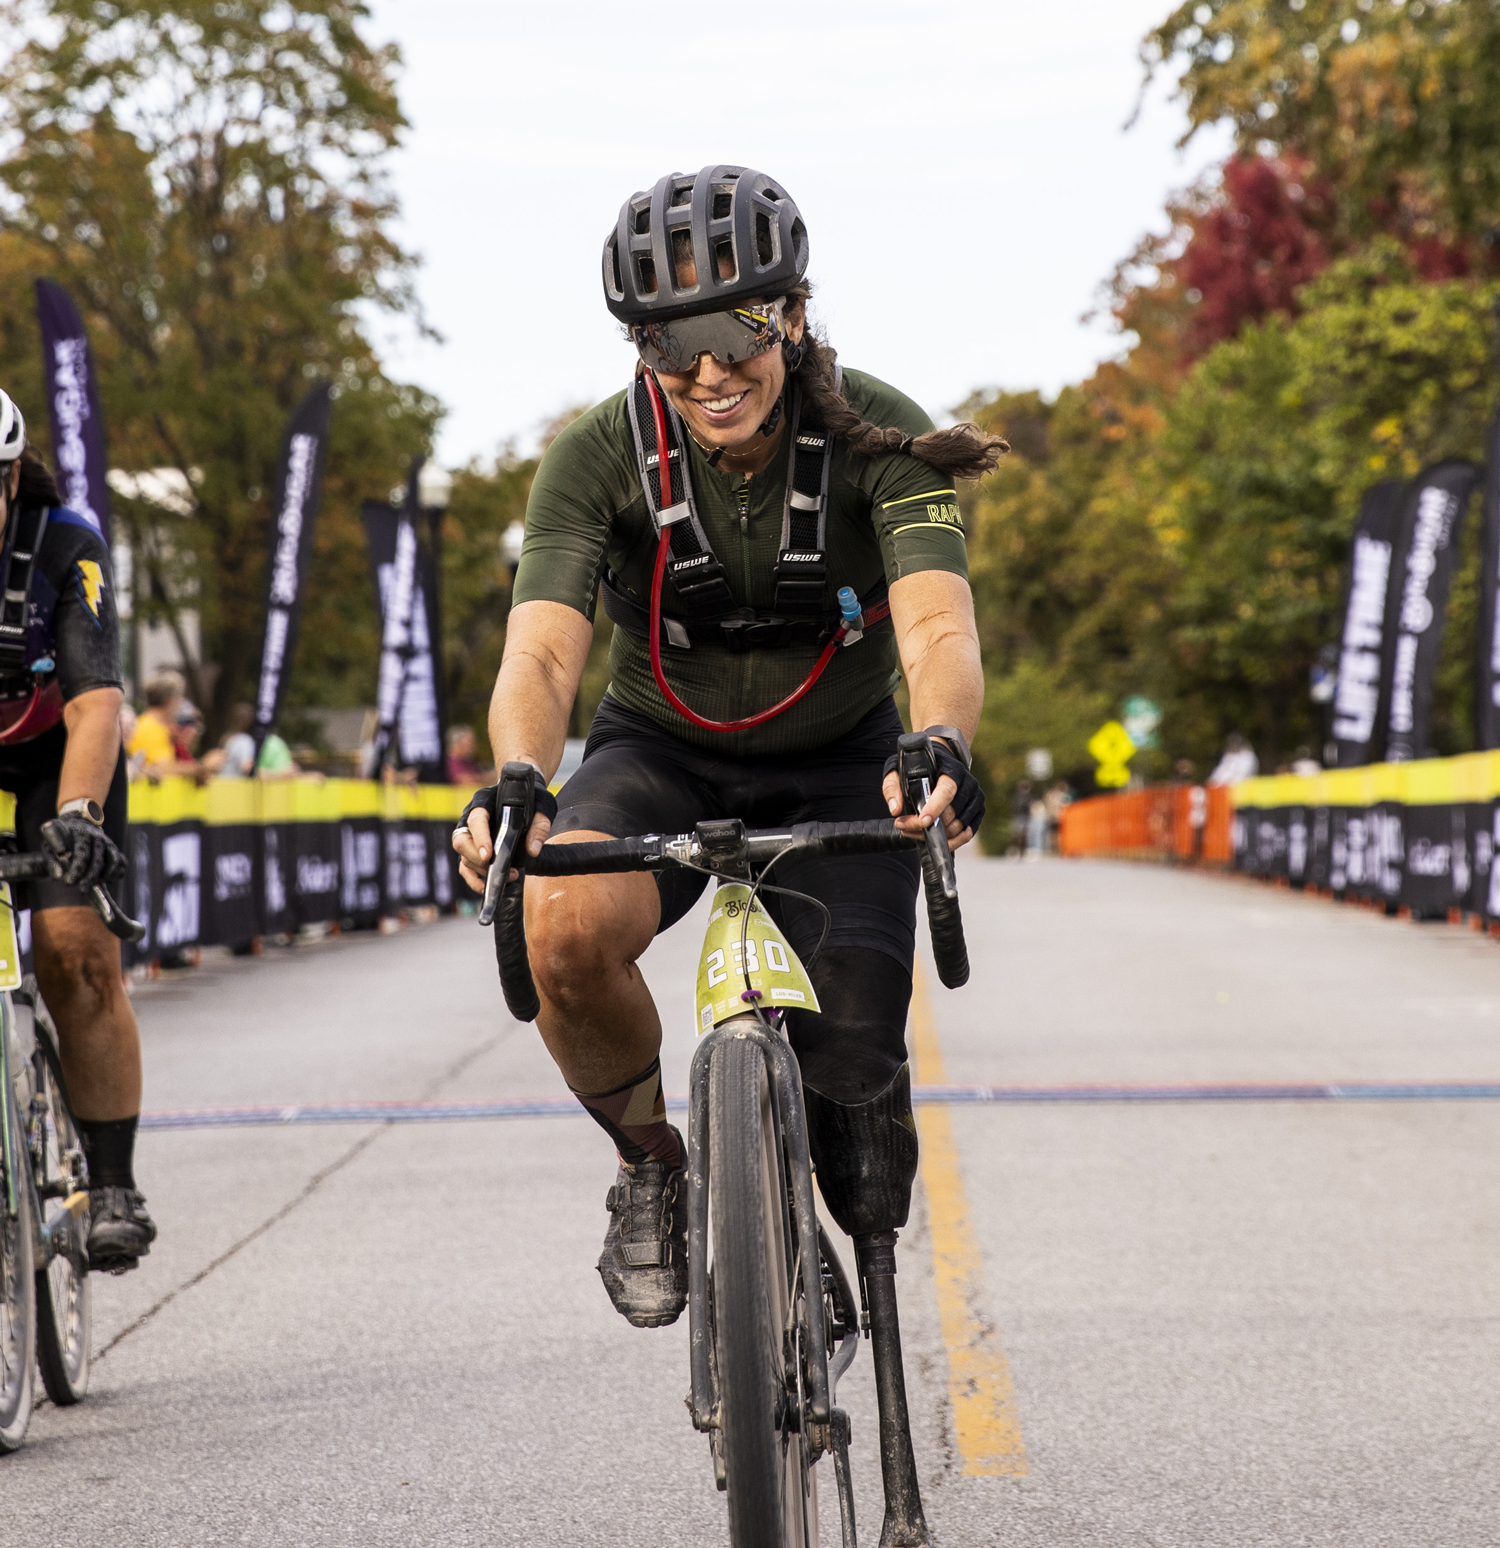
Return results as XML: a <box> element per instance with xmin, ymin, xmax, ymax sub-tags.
<box><xmin>87</xmin><ymin>1186</ymin><xmax>157</xmax><ymax>1274</ymax></box>
<box><xmin>597</xmin><ymin>1133</ymin><xmax>687</xmax><ymax>1328</ymax></box>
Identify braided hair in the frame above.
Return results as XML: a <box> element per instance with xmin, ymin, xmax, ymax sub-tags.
<box><xmin>784</xmin><ymin>283</ymin><xmax>1008</xmax><ymax>480</ymax></box>
<box><xmin>15</xmin><ymin>446</ymin><xmax>60</xmax><ymax>508</ymax></box>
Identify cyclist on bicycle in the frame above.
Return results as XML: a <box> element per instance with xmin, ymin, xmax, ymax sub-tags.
<box><xmin>455</xmin><ymin>166</ymin><xmax>1001</xmax><ymax>1327</ymax></box>
<box><xmin>0</xmin><ymin>390</ymin><xmax>154</xmax><ymax>1273</ymax></box>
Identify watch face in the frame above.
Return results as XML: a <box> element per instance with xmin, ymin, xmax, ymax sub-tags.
<box><xmin>63</xmin><ymin>798</ymin><xmax>104</xmax><ymax>824</ymax></box>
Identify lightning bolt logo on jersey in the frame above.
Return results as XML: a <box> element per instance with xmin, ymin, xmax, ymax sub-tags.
<box><xmin>75</xmin><ymin>559</ymin><xmax>105</xmax><ymax>626</ymax></box>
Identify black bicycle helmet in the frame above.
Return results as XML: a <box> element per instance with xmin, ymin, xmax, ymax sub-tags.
<box><xmin>603</xmin><ymin>165</ymin><xmax>809</xmax><ymax>325</ymax></box>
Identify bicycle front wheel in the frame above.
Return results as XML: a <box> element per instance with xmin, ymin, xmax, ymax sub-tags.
<box><xmin>709</xmin><ymin>1033</ymin><xmax>817</xmax><ymax>1547</ymax></box>
<box><xmin>0</xmin><ymin>1096</ymin><xmax>35</xmax><ymax>1452</ymax></box>
<box><xmin>33</xmin><ymin>1025</ymin><xmax>90</xmax><ymax>1405</ymax></box>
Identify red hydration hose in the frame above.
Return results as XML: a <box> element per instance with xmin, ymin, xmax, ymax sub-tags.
<box><xmin>642</xmin><ymin>373</ymin><xmax>847</xmax><ymax>734</ymax></box>
<box><xmin>0</xmin><ymin>686</ymin><xmax>45</xmax><ymax>746</ymax></box>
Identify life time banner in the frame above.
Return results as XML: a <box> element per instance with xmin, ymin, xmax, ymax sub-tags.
<box><xmin>1331</xmin><ymin>481</ymin><xmax>1403</xmax><ymax>767</ymax></box>
<box><xmin>34</xmin><ymin>279</ymin><xmax>110</xmax><ymax>541</ymax></box>
<box><xmin>1378</xmin><ymin>460</ymin><xmax>1480</xmax><ymax>763</ymax></box>
<box><xmin>119</xmin><ymin>778</ymin><xmax>466</xmax><ymax>961</ymax></box>
<box><xmin>362</xmin><ymin>495</ymin><xmax>445</xmax><ymax>781</ymax></box>
<box><xmin>1476</xmin><ymin>407</ymin><xmax>1500</xmax><ymax>749</ymax></box>
<box><xmin>253</xmin><ymin>384</ymin><xmax>333</xmax><ymax>746</ymax></box>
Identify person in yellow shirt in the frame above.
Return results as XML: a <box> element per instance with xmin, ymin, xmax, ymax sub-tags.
<box><xmin>127</xmin><ymin>672</ymin><xmax>185</xmax><ymax>777</ymax></box>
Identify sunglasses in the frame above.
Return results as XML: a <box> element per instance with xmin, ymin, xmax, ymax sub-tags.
<box><xmin>631</xmin><ymin>302</ymin><xmax>786</xmax><ymax>376</ymax></box>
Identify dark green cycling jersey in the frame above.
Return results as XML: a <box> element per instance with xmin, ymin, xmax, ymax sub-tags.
<box><xmin>514</xmin><ymin>367</ymin><xmax>968</xmax><ymax>755</ymax></box>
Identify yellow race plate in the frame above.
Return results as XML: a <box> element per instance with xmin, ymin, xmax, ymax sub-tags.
<box><xmin>696</xmin><ymin>883</ymin><xmax>820</xmax><ymax>1033</ymax></box>
<box><xmin>0</xmin><ymin>882</ymin><xmax>23</xmax><ymax>992</ymax></box>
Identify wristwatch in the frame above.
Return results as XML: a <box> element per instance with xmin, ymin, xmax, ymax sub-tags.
<box><xmin>57</xmin><ymin>797</ymin><xmax>105</xmax><ymax>826</ymax></box>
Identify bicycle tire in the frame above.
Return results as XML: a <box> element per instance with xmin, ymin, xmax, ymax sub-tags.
<box><xmin>33</xmin><ymin>1024</ymin><xmax>90</xmax><ymax>1405</ymax></box>
<box><xmin>709</xmin><ymin>1035</ymin><xmax>817</xmax><ymax>1547</ymax></box>
<box><xmin>0</xmin><ymin>1094</ymin><xmax>35</xmax><ymax>1452</ymax></box>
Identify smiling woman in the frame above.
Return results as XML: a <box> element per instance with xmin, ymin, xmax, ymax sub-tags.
<box><xmin>607</xmin><ymin>167</ymin><xmax>1006</xmax><ymax>483</ymax></box>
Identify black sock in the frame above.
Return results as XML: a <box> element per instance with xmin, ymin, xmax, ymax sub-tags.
<box><xmin>77</xmin><ymin>1115</ymin><xmax>139</xmax><ymax>1189</ymax></box>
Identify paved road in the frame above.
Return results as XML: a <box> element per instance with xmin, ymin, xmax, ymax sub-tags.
<box><xmin>6</xmin><ymin>856</ymin><xmax>1500</xmax><ymax>1545</ymax></box>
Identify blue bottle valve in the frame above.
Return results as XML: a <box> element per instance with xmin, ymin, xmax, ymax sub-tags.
<box><xmin>29</xmin><ymin>657</ymin><xmax>54</xmax><ymax>675</ymax></box>
<box><xmin>836</xmin><ymin>586</ymin><xmax>864</xmax><ymax>643</ymax></box>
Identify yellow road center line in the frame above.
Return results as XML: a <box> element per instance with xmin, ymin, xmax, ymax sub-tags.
<box><xmin>911</xmin><ymin>960</ymin><xmax>1028</xmax><ymax>1476</ymax></box>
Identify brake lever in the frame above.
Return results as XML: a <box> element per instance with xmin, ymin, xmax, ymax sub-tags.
<box><xmin>89</xmin><ymin>882</ymin><xmax>146</xmax><ymax>943</ymax></box>
<box><xmin>897</xmin><ymin>732</ymin><xmax>958</xmax><ymax>901</ymax></box>
<box><xmin>477</xmin><ymin>806</ymin><xmax>520</xmax><ymax>927</ymax></box>
<box><xmin>476</xmin><ymin>761</ymin><xmax>542</xmax><ymax>928</ymax></box>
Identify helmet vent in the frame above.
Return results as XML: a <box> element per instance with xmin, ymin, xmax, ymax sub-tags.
<box><xmin>669</xmin><ymin>183</ymin><xmax>692</xmax><ymax>208</ymax></box>
<box><xmin>636</xmin><ymin>254</ymin><xmax>658</xmax><ymax>295</ymax></box>
<box><xmin>671</xmin><ymin>229</ymin><xmax>695</xmax><ymax>289</ymax></box>
<box><xmin>634</xmin><ymin>207</ymin><xmax>651</xmax><ymax>235</ymax></box>
<box><xmin>714</xmin><ymin>239</ymin><xmax>737</xmax><ymax>283</ymax></box>
<box><xmin>610</xmin><ymin>243</ymin><xmax>623</xmax><ymax>296</ymax></box>
<box><xmin>755</xmin><ymin>212</ymin><xmax>775</xmax><ymax>267</ymax></box>
<box><xmin>712</xmin><ymin>190</ymin><xmax>732</xmax><ymax>220</ymax></box>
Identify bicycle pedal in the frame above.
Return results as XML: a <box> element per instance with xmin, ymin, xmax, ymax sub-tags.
<box><xmin>62</xmin><ymin>1190</ymin><xmax>89</xmax><ymax>1219</ymax></box>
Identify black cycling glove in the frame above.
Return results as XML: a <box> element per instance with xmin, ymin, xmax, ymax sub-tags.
<box><xmin>458</xmin><ymin>768</ymin><xmax>558</xmax><ymax>838</ymax></box>
<box><xmin>40</xmin><ymin>814</ymin><xmax>127</xmax><ymax>892</ymax></box>
<box><xmin>884</xmin><ymin>736</ymin><xmax>986</xmax><ymax>836</ymax></box>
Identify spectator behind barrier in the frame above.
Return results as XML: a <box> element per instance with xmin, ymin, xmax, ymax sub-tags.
<box><xmin>446</xmin><ymin>724</ymin><xmax>486</xmax><ymax>786</ymax></box>
<box><xmin>1207</xmin><ymin>732</ymin><xmax>1259</xmax><ymax>787</ymax></box>
<box><xmin>210</xmin><ymin>702</ymin><xmax>319</xmax><ymax>782</ymax></box>
<box><xmin>127</xmin><ymin>671</ymin><xmax>189</xmax><ymax>781</ymax></box>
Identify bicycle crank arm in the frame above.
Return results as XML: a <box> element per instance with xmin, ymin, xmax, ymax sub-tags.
<box><xmin>38</xmin><ymin>1192</ymin><xmax>89</xmax><ymax>1270</ymax></box>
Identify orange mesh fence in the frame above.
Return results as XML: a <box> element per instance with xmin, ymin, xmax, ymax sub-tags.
<box><xmin>1058</xmin><ymin>785</ymin><xmax>1233</xmax><ymax>864</ymax></box>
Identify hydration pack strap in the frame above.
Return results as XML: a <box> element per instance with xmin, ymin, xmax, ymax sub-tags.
<box><xmin>627</xmin><ymin>372</ymin><xmax>738</xmax><ymax>622</ymax></box>
<box><xmin>773</xmin><ymin>366</ymin><xmax>839</xmax><ymax>617</ymax></box>
<box><xmin>627</xmin><ymin>368</ymin><xmax>839</xmax><ymax>629</ymax></box>
<box><xmin>0</xmin><ymin>505</ymin><xmax>49</xmax><ymax>676</ymax></box>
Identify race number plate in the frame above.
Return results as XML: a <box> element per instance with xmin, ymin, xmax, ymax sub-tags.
<box><xmin>0</xmin><ymin>883</ymin><xmax>23</xmax><ymax>992</ymax></box>
<box><xmin>696</xmin><ymin>883</ymin><xmax>820</xmax><ymax>1033</ymax></box>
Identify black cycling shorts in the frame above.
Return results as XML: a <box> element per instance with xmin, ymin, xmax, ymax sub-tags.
<box><xmin>554</xmin><ymin>693</ymin><xmax>920</xmax><ymax>969</ymax></box>
<box><xmin>0</xmin><ymin>721</ymin><xmax>128</xmax><ymax>913</ymax></box>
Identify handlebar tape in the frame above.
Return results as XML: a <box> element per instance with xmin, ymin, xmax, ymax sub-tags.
<box><xmin>527</xmin><ymin>836</ymin><xmax>660</xmax><ymax>876</ymax></box>
<box><xmin>920</xmin><ymin>848</ymin><xmax>970</xmax><ymax>988</ymax></box>
<box><xmin>493</xmin><ymin>876</ymin><xmax>540</xmax><ymax>1023</ymax></box>
<box><xmin>786</xmin><ymin>820</ymin><xmax>923</xmax><ymax>856</ymax></box>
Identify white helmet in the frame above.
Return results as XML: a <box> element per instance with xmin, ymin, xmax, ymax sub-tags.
<box><xmin>0</xmin><ymin>391</ymin><xmax>25</xmax><ymax>464</ymax></box>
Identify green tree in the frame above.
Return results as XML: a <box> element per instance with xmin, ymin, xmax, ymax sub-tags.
<box><xmin>962</xmin><ymin>385</ymin><xmax>1170</xmax><ymax>803</ymax></box>
<box><xmin>1138</xmin><ymin>243</ymin><xmax>1498</xmax><ymax>763</ymax></box>
<box><xmin>0</xmin><ymin>0</ymin><xmax>437</xmax><ymax>732</ymax></box>
<box><xmin>1145</xmin><ymin>0</ymin><xmax>1500</xmax><ymax>257</ymax></box>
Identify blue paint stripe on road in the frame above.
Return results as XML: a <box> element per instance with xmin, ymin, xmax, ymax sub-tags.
<box><xmin>137</xmin><ymin>1082</ymin><xmax>1500</xmax><ymax>1131</ymax></box>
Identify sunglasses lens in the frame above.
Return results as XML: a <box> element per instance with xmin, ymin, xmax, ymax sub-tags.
<box><xmin>633</xmin><ymin>304</ymin><xmax>783</xmax><ymax>374</ymax></box>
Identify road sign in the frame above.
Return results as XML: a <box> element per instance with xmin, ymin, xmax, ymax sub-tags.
<box><xmin>1120</xmin><ymin>695</ymin><xmax>1162</xmax><ymax>750</ymax></box>
<box><xmin>1088</xmin><ymin>720</ymin><xmax>1135</xmax><ymax>788</ymax></box>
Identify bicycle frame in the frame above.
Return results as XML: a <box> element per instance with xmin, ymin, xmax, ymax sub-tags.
<box><xmin>1</xmin><ymin>991</ymin><xmax>88</xmax><ymax>1269</ymax></box>
<box><xmin>685</xmin><ymin>1017</ymin><xmax>835</xmax><ymax>1437</ymax></box>
<box><xmin>682</xmin><ymin>879</ymin><xmax>866</xmax><ymax>1545</ymax></box>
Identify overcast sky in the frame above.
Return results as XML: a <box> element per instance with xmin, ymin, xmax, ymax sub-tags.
<box><xmin>362</xmin><ymin>0</ymin><xmax>1233</xmax><ymax>468</ymax></box>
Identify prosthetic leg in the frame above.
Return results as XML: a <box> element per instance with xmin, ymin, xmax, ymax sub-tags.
<box><xmin>806</xmin><ymin>1064</ymin><xmax>933</xmax><ymax>1547</ymax></box>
